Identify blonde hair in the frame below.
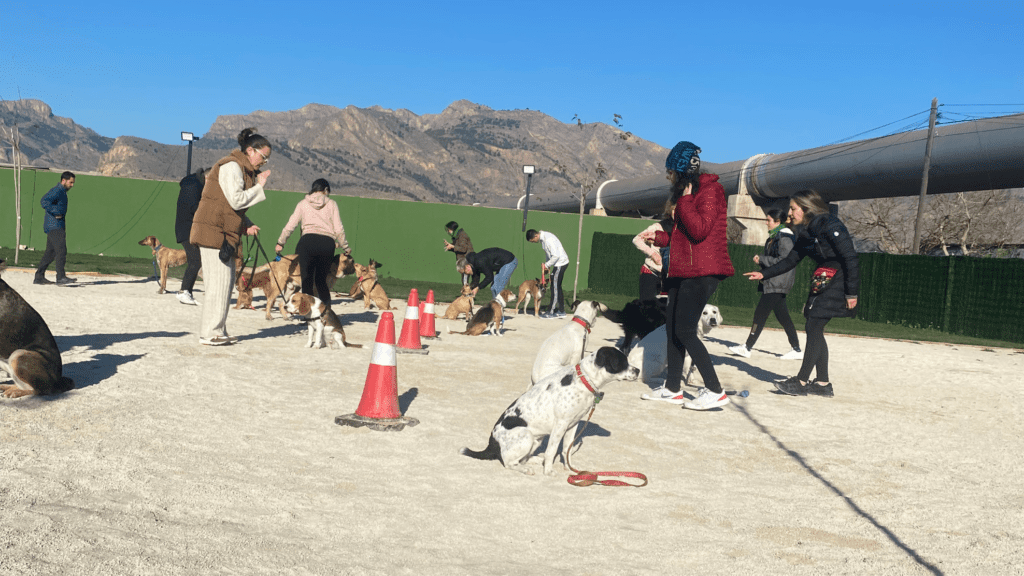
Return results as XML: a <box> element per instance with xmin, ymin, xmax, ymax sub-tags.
<box><xmin>790</xmin><ymin>189</ymin><xmax>829</xmax><ymax>224</ymax></box>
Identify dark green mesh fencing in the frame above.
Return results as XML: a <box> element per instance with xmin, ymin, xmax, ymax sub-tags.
<box><xmin>588</xmin><ymin>232</ymin><xmax>1024</xmax><ymax>343</ymax></box>
<box><xmin>946</xmin><ymin>257</ymin><xmax>1024</xmax><ymax>342</ymax></box>
<box><xmin>857</xmin><ymin>254</ymin><xmax>949</xmax><ymax>330</ymax></box>
<box><xmin>588</xmin><ymin>232</ymin><xmax>647</xmax><ymax>296</ymax></box>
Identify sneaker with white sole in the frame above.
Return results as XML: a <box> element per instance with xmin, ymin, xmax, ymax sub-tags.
<box><xmin>683</xmin><ymin>387</ymin><xmax>730</xmax><ymax>410</ymax></box>
<box><xmin>727</xmin><ymin>344</ymin><xmax>751</xmax><ymax>358</ymax></box>
<box><xmin>199</xmin><ymin>336</ymin><xmax>233</xmax><ymax>346</ymax></box>
<box><xmin>780</xmin><ymin>348</ymin><xmax>804</xmax><ymax>360</ymax></box>
<box><xmin>641</xmin><ymin>386</ymin><xmax>688</xmax><ymax>405</ymax></box>
<box><xmin>177</xmin><ymin>291</ymin><xmax>198</xmax><ymax>306</ymax></box>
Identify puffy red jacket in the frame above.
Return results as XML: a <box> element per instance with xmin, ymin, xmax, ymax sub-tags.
<box><xmin>653</xmin><ymin>173</ymin><xmax>735</xmax><ymax>279</ymax></box>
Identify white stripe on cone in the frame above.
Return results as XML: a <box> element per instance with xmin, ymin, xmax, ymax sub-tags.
<box><xmin>423</xmin><ymin>302</ymin><xmax>434</xmax><ymax>313</ymax></box>
<box><xmin>405</xmin><ymin>305</ymin><xmax>419</xmax><ymax>320</ymax></box>
<box><xmin>371</xmin><ymin>342</ymin><xmax>397</xmax><ymax>367</ymax></box>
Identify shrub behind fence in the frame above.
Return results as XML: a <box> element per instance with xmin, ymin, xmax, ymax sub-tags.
<box><xmin>589</xmin><ymin>232</ymin><xmax>1024</xmax><ymax>344</ymax></box>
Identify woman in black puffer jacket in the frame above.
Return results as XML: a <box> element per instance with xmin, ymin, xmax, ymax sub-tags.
<box><xmin>744</xmin><ymin>190</ymin><xmax>859</xmax><ymax>397</ymax></box>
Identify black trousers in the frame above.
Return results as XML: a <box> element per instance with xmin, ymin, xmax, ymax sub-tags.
<box><xmin>36</xmin><ymin>228</ymin><xmax>68</xmax><ymax>280</ymax></box>
<box><xmin>745</xmin><ymin>292</ymin><xmax>801</xmax><ymax>350</ymax></box>
<box><xmin>798</xmin><ymin>316</ymin><xmax>832</xmax><ymax>382</ymax></box>
<box><xmin>546</xmin><ymin>264</ymin><xmax>567</xmax><ymax>314</ymax></box>
<box><xmin>664</xmin><ymin>276</ymin><xmax>721</xmax><ymax>393</ymax></box>
<box><xmin>179</xmin><ymin>242</ymin><xmax>202</xmax><ymax>293</ymax></box>
<box><xmin>638</xmin><ymin>270</ymin><xmax>661</xmax><ymax>302</ymax></box>
<box><xmin>296</xmin><ymin>234</ymin><xmax>336</xmax><ymax>307</ymax></box>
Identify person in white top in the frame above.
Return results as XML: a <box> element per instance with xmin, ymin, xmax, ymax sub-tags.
<box><xmin>526</xmin><ymin>229</ymin><xmax>570</xmax><ymax>318</ymax></box>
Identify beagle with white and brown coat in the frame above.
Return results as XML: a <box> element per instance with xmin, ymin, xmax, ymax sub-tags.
<box><xmin>284</xmin><ymin>293</ymin><xmax>363</xmax><ymax>350</ymax></box>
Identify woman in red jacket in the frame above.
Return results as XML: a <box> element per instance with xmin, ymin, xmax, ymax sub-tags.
<box><xmin>639</xmin><ymin>141</ymin><xmax>735</xmax><ymax>410</ymax></box>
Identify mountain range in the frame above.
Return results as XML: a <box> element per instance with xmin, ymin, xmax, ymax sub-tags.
<box><xmin>0</xmin><ymin>99</ymin><xmax>667</xmax><ymax>206</ymax></box>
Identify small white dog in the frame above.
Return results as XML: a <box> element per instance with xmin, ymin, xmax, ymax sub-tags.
<box><xmin>630</xmin><ymin>304</ymin><xmax>722</xmax><ymax>386</ymax></box>
<box><xmin>461</xmin><ymin>347</ymin><xmax>639</xmax><ymax>476</ymax></box>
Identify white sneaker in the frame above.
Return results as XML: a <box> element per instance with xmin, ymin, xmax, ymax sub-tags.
<box><xmin>780</xmin><ymin>348</ymin><xmax>804</xmax><ymax>360</ymax></box>
<box><xmin>683</xmin><ymin>387</ymin><xmax>730</xmax><ymax>411</ymax></box>
<box><xmin>199</xmin><ymin>336</ymin><xmax>233</xmax><ymax>346</ymax></box>
<box><xmin>177</xmin><ymin>291</ymin><xmax>198</xmax><ymax>306</ymax></box>
<box><xmin>641</xmin><ymin>386</ymin><xmax>688</xmax><ymax>405</ymax></box>
<box><xmin>727</xmin><ymin>344</ymin><xmax>751</xmax><ymax>358</ymax></box>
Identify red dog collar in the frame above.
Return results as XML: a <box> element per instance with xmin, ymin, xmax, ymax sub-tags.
<box><xmin>575</xmin><ymin>363</ymin><xmax>603</xmax><ymax>403</ymax></box>
<box><xmin>572</xmin><ymin>316</ymin><xmax>591</xmax><ymax>333</ymax></box>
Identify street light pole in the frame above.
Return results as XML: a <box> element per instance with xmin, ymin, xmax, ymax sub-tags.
<box><xmin>181</xmin><ymin>132</ymin><xmax>199</xmax><ymax>176</ymax></box>
<box><xmin>521</xmin><ymin>165</ymin><xmax>535</xmax><ymax>232</ymax></box>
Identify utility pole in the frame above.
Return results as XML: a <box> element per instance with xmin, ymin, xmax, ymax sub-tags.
<box><xmin>912</xmin><ymin>98</ymin><xmax>939</xmax><ymax>254</ymax></box>
<box><xmin>5</xmin><ymin>125</ymin><xmax>23</xmax><ymax>264</ymax></box>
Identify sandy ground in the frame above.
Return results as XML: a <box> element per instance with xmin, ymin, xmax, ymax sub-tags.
<box><xmin>1</xmin><ymin>267</ymin><xmax>1022</xmax><ymax>576</ymax></box>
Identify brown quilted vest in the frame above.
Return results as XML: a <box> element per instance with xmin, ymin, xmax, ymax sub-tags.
<box><xmin>189</xmin><ymin>150</ymin><xmax>258</xmax><ymax>250</ymax></box>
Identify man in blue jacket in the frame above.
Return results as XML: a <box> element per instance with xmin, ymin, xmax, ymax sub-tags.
<box><xmin>34</xmin><ymin>171</ymin><xmax>76</xmax><ymax>285</ymax></box>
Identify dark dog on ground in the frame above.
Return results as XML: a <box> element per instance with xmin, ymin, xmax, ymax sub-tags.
<box><xmin>0</xmin><ymin>259</ymin><xmax>75</xmax><ymax>398</ymax></box>
<box><xmin>595</xmin><ymin>298</ymin><xmax>668</xmax><ymax>352</ymax></box>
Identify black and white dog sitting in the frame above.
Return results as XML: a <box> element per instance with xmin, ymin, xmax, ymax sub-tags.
<box><xmin>0</xmin><ymin>259</ymin><xmax>75</xmax><ymax>398</ymax></box>
<box><xmin>461</xmin><ymin>347</ymin><xmax>639</xmax><ymax>476</ymax></box>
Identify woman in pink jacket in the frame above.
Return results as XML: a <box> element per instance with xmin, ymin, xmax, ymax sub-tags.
<box><xmin>275</xmin><ymin>179</ymin><xmax>350</xmax><ymax>308</ymax></box>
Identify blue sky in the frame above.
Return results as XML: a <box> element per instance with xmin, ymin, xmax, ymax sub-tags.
<box><xmin>2</xmin><ymin>1</ymin><xmax>1021</xmax><ymax>164</ymax></box>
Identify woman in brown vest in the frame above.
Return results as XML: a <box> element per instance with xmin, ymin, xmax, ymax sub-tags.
<box><xmin>189</xmin><ymin>128</ymin><xmax>272</xmax><ymax>345</ymax></box>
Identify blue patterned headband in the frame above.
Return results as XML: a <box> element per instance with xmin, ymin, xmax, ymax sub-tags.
<box><xmin>666</xmin><ymin>141</ymin><xmax>702</xmax><ymax>175</ymax></box>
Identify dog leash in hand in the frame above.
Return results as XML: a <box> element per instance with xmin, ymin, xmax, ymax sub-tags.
<box><xmin>565</xmin><ymin>364</ymin><xmax>648</xmax><ymax>488</ymax></box>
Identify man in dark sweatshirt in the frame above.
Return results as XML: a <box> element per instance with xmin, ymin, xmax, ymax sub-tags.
<box><xmin>457</xmin><ymin>247</ymin><xmax>517</xmax><ymax>301</ymax></box>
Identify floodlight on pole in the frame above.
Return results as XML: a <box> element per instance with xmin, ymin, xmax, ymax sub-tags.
<box><xmin>181</xmin><ymin>131</ymin><xmax>200</xmax><ymax>175</ymax></box>
<box><xmin>521</xmin><ymin>165</ymin><xmax>536</xmax><ymax>231</ymax></box>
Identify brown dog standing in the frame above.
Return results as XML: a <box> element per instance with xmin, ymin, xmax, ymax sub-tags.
<box><xmin>0</xmin><ymin>260</ymin><xmax>74</xmax><ymax>398</ymax></box>
<box><xmin>515</xmin><ymin>277</ymin><xmax>546</xmax><ymax>317</ymax></box>
<box><xmin>138</xmin><ymin>236</ymin><xmax>188</xmax><ymax>294</ymax></box>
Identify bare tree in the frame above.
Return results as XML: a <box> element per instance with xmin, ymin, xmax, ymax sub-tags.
<box><xmin>842</xmin><ymin>189</ymin><xmax>1024</xmax><ymax>255</ymax></box>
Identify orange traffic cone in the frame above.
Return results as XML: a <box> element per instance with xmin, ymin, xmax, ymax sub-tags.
<box><xmin>420</xmin><ymin>289</ymin><xmax>438</xmax><ymax>339</ymax></box>
<box><xmin>397</xmin><ymin>288</ymin><xmax>428</xmax><ymax>354</ymax></box>
<box><xmin>335</xmin><ymin>312</ymin><xmax>419</xmax><ymax>432</ymax></box>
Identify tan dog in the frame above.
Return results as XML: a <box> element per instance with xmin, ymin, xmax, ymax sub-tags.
<box><xmin>235</xmin><ymin>262</ymin><xmax>273</xmax><ymax>310</ymax></box>
<box><xmin>448</xmin><ymin>296</ymin><xmax>505</xmax><ymax>336</ymax></box>
<box><xmin>514</xmin><ymin>278</ymin><xmax>546</xmax><ymax>317</ymax></box>
<box><xmin>262</xmin><ymin>253</ymin><xmax>354</xmax><ymax>320</ymax></box>
<box><xmin>441</xmin><ymin>284</ymin><xmax>476</xmax><ymax>320</ymax></box>
<box><xmin>138</xmin><ymin>236</ymin><xmax>188</xmax><ymax>294</ymax></box>
<box><xmin>352</xmin><ymin>259</ymin><xmax>395</xmax><ymax>310</ymax></box>
<box><xmin>284</xmin><ymin>293</ymin><xmax>363</xmax><ymax>349</ymax></box>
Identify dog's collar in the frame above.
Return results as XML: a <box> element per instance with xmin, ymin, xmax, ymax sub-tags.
<box><xmin>571</xmin><ymin>316</ymin><xmax>591</xmax><ymax>333</ymax></box>
<box><xmin>575</xmin><ymin>363</ymin><xmax>603</xmax><ymax>404</ymax></box>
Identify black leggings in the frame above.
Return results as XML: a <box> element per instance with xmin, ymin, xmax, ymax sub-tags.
<box><xmin>745</xmin><ymin>292</ymin><xmax>801</xmax><ymax>350</ymax></box>
<box><xmin>296</xmin><ymin>234</ymin><xmax>336</xmax><ymax>306</ymax></box>
<box><xmin>638</xmin><ymin>270</ymin><xmax>661</xmax><ymax>302</ymax></box>
<box><xmin>664</xmin><ymin>276</ymin><xmax>721</xmax><ymax>393</ymax></box>
<box><xmin>799</xmin><ymin>317</ymin><xmax>831</xmax><ymax>382</ymax></box>
<box><xmin>179</xmin><ymin>242</ymin><xmax>202</xmax><ymax>293</ymax></box>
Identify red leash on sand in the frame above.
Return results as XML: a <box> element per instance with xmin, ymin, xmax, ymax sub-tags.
<box><xmin>563</xmin><ymin>370</ymin><xmax>648</xmax><ymax>488</ymax></box>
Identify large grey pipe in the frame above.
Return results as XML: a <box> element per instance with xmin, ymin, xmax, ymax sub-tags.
<box><xmin>502</xmin><ymin>113</ymin><xmax>1024</xmax><ymax>216</ymax></box>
